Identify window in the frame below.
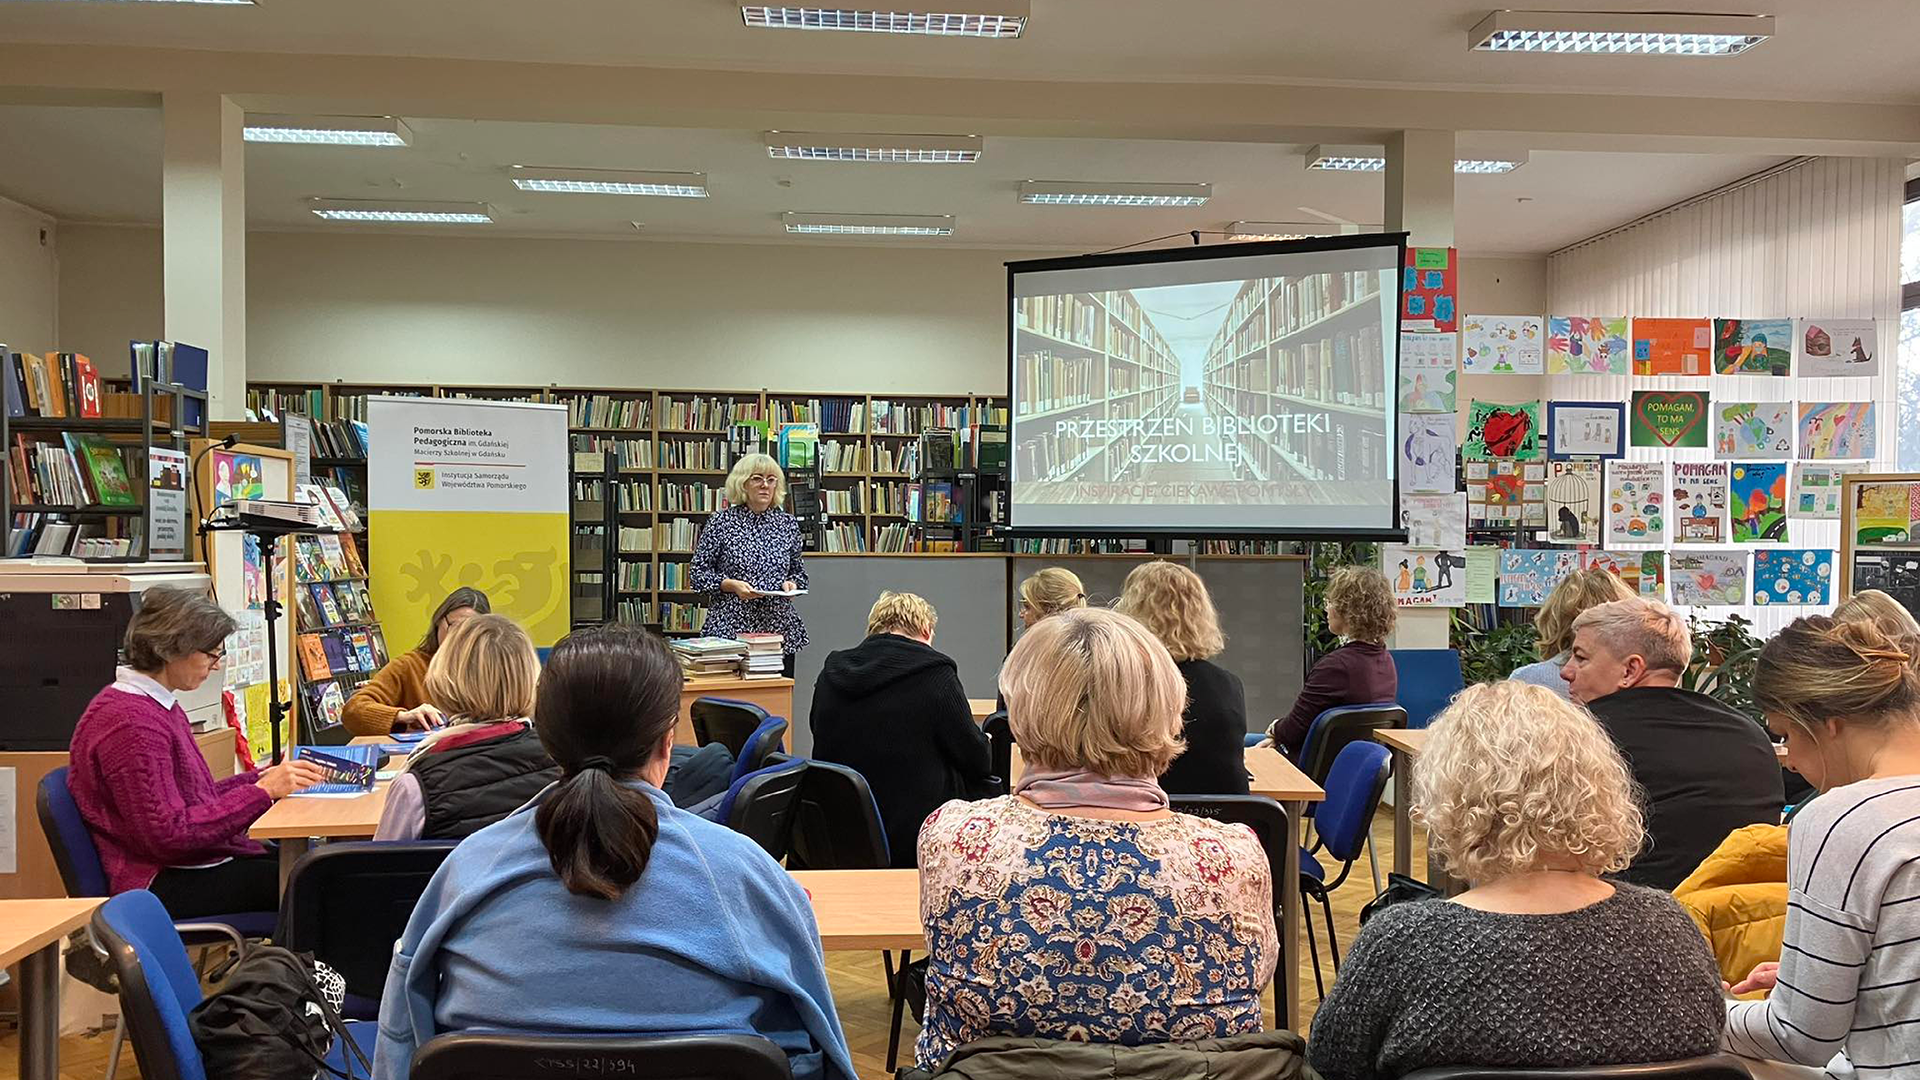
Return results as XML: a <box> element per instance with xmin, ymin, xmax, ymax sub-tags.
<box><xmin>1901</xmin><ymin>176</ymin><xmax>1920</xmax><ymax>469</ymax></box>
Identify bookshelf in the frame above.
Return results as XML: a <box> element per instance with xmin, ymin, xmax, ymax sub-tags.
<box><xmin>1011</xmin><ymin>291</ymin><xmax>1182</xmax><ymax>484</ymax></box>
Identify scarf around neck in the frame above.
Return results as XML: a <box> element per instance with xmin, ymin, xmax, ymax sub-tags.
<box><xmin>1013</xmin><ymin>768</ymin><xmax>1170</xmax><ymax>811</ymax></box>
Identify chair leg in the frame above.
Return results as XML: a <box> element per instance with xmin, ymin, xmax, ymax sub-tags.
<box><xmin>1321</xmin><ymin>892</ymin><xmax>1343</xmax><ymax>972</ymax></box>
<box><xmin>1367</xmin><ymin>831</ymin><xmax>1383</xmax><ymax>896</ymax></box>
<box><xmin>885</xmin><ymin>949</ymin><xmax>910</xmax><ymax>1074</ymax></box>
<box><xmin>104</xmin><ymin>1013</ymin><xmax>125</xmax><ymax>1080</ymax></box>
<box><xmin>1302</xmin><ymin>893</ymin><xmax>1326</xmax><ymax>1000</ymax></box>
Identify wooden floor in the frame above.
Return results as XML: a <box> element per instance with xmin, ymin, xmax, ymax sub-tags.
<box><xmin>0</xmin><ymin>810</ymin><xmax>1419</xmax><ymax>1080</ymax></box>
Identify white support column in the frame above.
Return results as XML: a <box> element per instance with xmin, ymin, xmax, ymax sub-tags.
<box><xmin>1386</xmin><ymin>130</ymin><xmax>1456</xmax><ymax>650</ymax></box>
<box><xmin>162</xmin><ymin>92</ymin><xmax>245</xmax><ymax>421</ymax></box>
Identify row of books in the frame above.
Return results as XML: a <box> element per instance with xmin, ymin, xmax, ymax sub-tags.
<box><xmin>1015</xmin><ymin>428</ymin><xmax>1104</xmax><ymax>483</ymax></box>
<box><xmin>658</xmin><ymin>439</ymin><xmax>727</xmax><ymax>471</ymax></box>
<box><xmin>6</xmin><ymin>516</ymin><xmax>141</xmax><ymax>558</ymax></box>
<box><xmin>768</xmin><ymin>397</ymin><xmax>864</xmax><ymax>434</ymax></box>
<box><xmin>571</xmin><ymin>478</ymin><xmax>606</xmax><ymax>502</ymax></box>
<box><xmin>296</xmin><ymin>625</ymin><xmax>391</xmax><ymax>683</ymax></box>
<box><xmin>907</xmin><ymin>482</ymin><xmax>961</xmax><ymax>524</ymax></box>
<box><xmin>867</xmin><ymin>400</ymin><xmax>971</xmax><ymax>435</ymax></box>
<box><xmin>1010</xmin><ymin>537</ymin><xmax>1153</xmax><ymax>554</ymax></box>
<box><xmin>7</xmin><ymin>433</ymin><xmax>138</xmax><ymax>507</ymax></box>
<box><xmin>658</xmin><ymin>560</ymin><xmax>695</xmax><ymax>590</ymax></box>
<box><xmin>1272</xmin><ymin>323</ymin><xmax>1389</xmax><ymax>409</ymax></box>
<box><xmin>873</xmin><ymin>441</ymin><xmax>918</xmax><ymax>475</ymax></box>
<box><xmin>659</xmin><ymin>482</ymin><xmax>723</xmax><ymax>514</ymax></box>
<box><xmin>618</xmin><ymin>561</ymin><xmax>653</xmax><ymax>591</ymax></box>
<box><xmin>1016</xmin><ymin>294</ymin><xmax>1102</xmax><ymax>349</ymax></box>
<box><xmin>245</xmin><ymin>386</ymin><xmax>324</xmax><ymax>421</ymax></box>
<box><xmin>618</xmin><ymin>480</ymin><xmax>656</xmax><ymax>512</ymax></box>
<box><xmin>617</xmin><ymin>525</ymin><xmax>656</xmax><ymax>554</ymax></box>
<box><xmin>1200</xmin><ymin>539</ymin><xmax>1289</xmax><ymax>554</ymax></box>
<box><xmin>1013</xmin><ymin>351</ymin><xmax>1100</xmax><ymax>416</ymax></box>
<box><xmin>5</xmin><ymin>351</ymin><xmax>103</xmax><ymax>419</ymax></box>
<box><xmin>562</xmin><ymin>394</ymin><xmax>652</xmax><ymax>429</ymax></box>
<box><xmin>571</xmin><ymin>435</ymin><xmax>657</xmax><ymax>469</ymax></box>
<box><xmin>312</xmin><ymin>418</ymin><xmax>370</xmax><ymax>461</ymax></box>
<box><xmin>660</xmin><ymin>602</ymin><xmax>707</xmax><ymax>633</ymax></box>
<box><xmin>821</xmin><ymin>488</ymin><xmax>862</xmax><ymax>515</ymax></box>
<box><xmin>294</xmin><ymin>579</ymin><xmax>376</xmax><ymax>628</ymax></box>
<box><xmin>659</xmin><ymin>396</ymin><xmax>759</xmax><ymax>430</ymax></box>
<box><xmin>671</xmin><ymin>633</ymin><xmax>783</xmax><ymax>680</ymax></box>
<box><xmin>290</xmin><ymin>532</ymin><xmax>366</xmax><ymax>582</ymax></box>
<box><xmin>819</xmin><ymin>439</ymin><xmax>868</xmax><ymax>473</ymax></box>
<box><xmin>660</xmin><ymin>517</ymin><xmax>701</xmax><ymax>552</ymax></box>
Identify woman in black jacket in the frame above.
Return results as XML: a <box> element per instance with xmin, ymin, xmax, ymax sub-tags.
<box><xmin>809</xmin><ymin>591</ymin><xmax>993</xmax><ymax>867</ymax></box>
<box><xmin>1115</xmin><ymin>560</ymin><xmax>1250</xmax><ymax>796</ymax></box>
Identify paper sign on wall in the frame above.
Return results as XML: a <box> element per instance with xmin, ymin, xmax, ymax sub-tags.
<box><xmin>1672</xmin><ymin>462</ymin><xmax>1729</xmax><ymax>544</ymax></box>
<box><xmin>1402</xmin><ymin>248</ymin><xmax>1458</xmax><ymax>332</ymax></box>
<box><xmin>1797</xmin><ymin>402</ymin><xmax>1876</xmax><ymax>461</ymax></box>
<box><xmin>1790</xmin><ymin>464</ymin><xmax>1848</xmax><ymax>519</ymax></box>
<box><xmin>1670</xmin><ymin>551</ymin><xmax>1749</xmax><ymax>607</ymax></box>
<box><xmin>1605</xmin><ymin>460</ymin><xmax>1666</xmax><ymax>544</ymax></box>
<box><xmin>1547</xmin><ymin>316</ymin><xmax>1630</xmax><ymax>376</ymax></box>
<box><xmin>1544</xmin><ymin>460</ymin><xmax>1602</xmax><ymax>546</ymax></box>
<box><xmin>1632</xmin><ymin>318</ymin><xmax>1713</xmax><ymax>377</ymax></box>
<box><xmin>1397</xmin><ymin>333</ymin><xmax>1458</xmax><ymax>413</ymax></box>
<box><xmin>1797</xmin><ymin>318</ymin><xmax>1878</xmax><ymax>378</ymax></box>
<box><xmin>1465</xmin><ymin>400</ymin><xmax>1542</xmax><ymax>461</ymax></box>
<box><xmin>1753</xmin><ymin>549</ymin><xmax>1834</xmax><ymax>606</ymax></box>
<box><xmin>1714</xmin><ymin>402</ymin><xmax>1795</xmax><ymax>460</ymax></box>
<box><xmin>1384</xmin><ymin>545</ymin><xmax>1468</xmax><ymax>607</ymax></box>
<box><xmin>1728</xmin><ymin>462</ymin><xmax>1789</xmax><ymax>543</ymax></box>
<box><xmin>1400</xmin><ymin>492</ymin><xmax>1466</xmax><ymax>549</ymax></box>
<box><xmin>1461</xmin><ymin>315</ymin><xmax>1545</xmax><ymax>375</ymax></box>
<box><xmin>1712</xmin><ymin>318</ymin><xmax>1794</xmax><ymax>377</ymax></box>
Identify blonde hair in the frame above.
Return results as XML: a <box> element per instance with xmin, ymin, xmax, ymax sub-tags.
<box><xmin>1000</xmin><ymin>607</ymin><xmax>1185</xmax><ymax>778</ymax></box>
<box><xmin>406</xmin><ymin>614</ymin><xmax>541</xmax><ymax>768</ymax></box>
<box><xmin>867</xmin><ymin>590</ymin><xmax>937</xmax><ymax>638</ymax></box>
<box><xmin>1114</xmin><ymin>560</ymin><xmax>1225</xmax><ymax>661</ymax></box>
<box><xmin>1018</xmin><ymin>567</ymin><xmax>1087</xmax><ymax>620</ymax></box>
<box><xmin>1755</xmin><ymin>615</ymin><xmax>1920</xmax><ymax>737</ymax></box>
<box><xmin>1571</xmin><ymin>598</ymin><xmax>1691</xmax><ymax>676</ymax></box>
<box><xmin>1415</xmin><ymin>681</ymin><xmax>1645</xmax><ymax>883</ymax></box>
<box><xmin>1534</xmin><ymin>568</ymin><xmax>1636</xmax><ymax>658</ymax></box>
<box><xmin>1834</xmin><ymin>589</ymin><xmax>1920</xmax><ymax>640</ymax></box>
<box><xmin>724</xmin><ymin>453</ymin><xmax>786</xmax><ymax>507</ymax></box>
<box><xmin>1327</xmin><ymin>565</ymin><xmax>1395</xmax><ymax>644</ymax></box>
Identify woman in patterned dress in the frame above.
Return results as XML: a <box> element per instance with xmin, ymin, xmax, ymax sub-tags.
<box><xmin>914</xmin><ymin>607</ymin><xmax>1278</xmax><ymax>1070</ymax></box>
<box><xmin>691</xmin><ymin>453</ymin><xmax>809</xmax><ymax>675</ymax></box>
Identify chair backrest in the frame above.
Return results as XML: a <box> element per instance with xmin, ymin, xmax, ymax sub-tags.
<box><xmin>278</xmin><ymin>840</ymin><xmax>458</xmax><ymax>1010</ymax></box>
<box><xmin>1316</xmin><ymin>741</ymin><xmax>1393</xmax><ymax>864</ymax></box>
<box><xmin>1397</xmin><ymin>1055</ymin><xmax>1754</xmax><ymax>1079</ymax></box>
<box><xmin>732</xmin><ymin>715</ymin><xmax>790</xmax><ymax>782</ymax></box>
<box><xmin>982</xmin><ymin>711</ymin><xmax>1012</xmax><ymax>796</ymax></box>
<box><xmin>691</xmin><ymin>697</ymin><xmax>771</xmax><ymax>757</ymax></box>
<box><xmin>723</xmin><ymin>759</ymin><xmax>809</xmax><ymax>859</ymax></box>
<box><xmin>36</xmin><ymin>766</ymin><xmax>108</xmax><ymax>898</ymax></box>
<box><xmin>1298</xmin><ymin>702</ymin><xmax>1406</xmax><ymax>788</ymax></box>
<box><xmin>1167</xmin><ymin>795</ymin><xmax>1292</xmax><ymax>910</ymax></box>
<box><xmin>787</xmin><ymin>759</ymin><xmax>890</xmax><ymax>870</ymax></box>
<box><xmin>92</xmin><ymin>890</ymin><xmax>207</xmax><ymax>1080</ymax></box>
<box><xmin>411</xmin><ymin>1032</ymin><xmax>793</xmax><ymax>1080</ymax></box>
<box><xmin>1388</xmin><ymin>648</ymin><xmax>1466</xmax><ymax>730</ymax></box>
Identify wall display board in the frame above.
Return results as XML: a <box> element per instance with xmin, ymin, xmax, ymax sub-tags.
<box><xmin>1630</xmin><ymin>390</ymin><xmax>1710</xmax><ymax>449</ymax></box>
<box><xmin>1546</xmin><ymin>401</ymin><xmax>1625</xmax><ymax>460</ymax></box>
<box><xmin>1840</xmin><ymin>474</ymin><xmax>1920</xmax><ymax>625</ymax></box>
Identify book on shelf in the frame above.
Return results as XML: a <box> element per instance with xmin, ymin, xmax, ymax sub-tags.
<box><xmin>302</xmin><ymin>683</ymin><xmax>349</xmax><ymax>737</ymax></box>
<box><xmin>9</xmin><ymin>351</ymin><xmax>103</xmax><ymax>420</ymax></box>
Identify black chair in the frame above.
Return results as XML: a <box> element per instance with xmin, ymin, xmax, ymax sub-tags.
<box><xmin>724</xmin><ymin>759</ymin><xmax>810</xmax><ymax>859</ymax></box>
<box><xmin>410</xmin><ymin>1032</ymin><xmax>792</xmax><ymax>1080</ymax></box>
<box><xmin>735</xmin><ymin>715</ymin><xmax>791</xmax><ymax>778</ymax></box>
<box><xmin>1296</xmin><ymin>702</ymin><xmax>1407</xmax><ymax>789</ymax></box>
<box><xmin>691</xmin><ymin>697</ymin><xmax>772</xmax><ymax>757</ymax></box>
<box><xmin>1168</xmin><ymin>795</ymin><xmax>1293</xmax><ymax>976</ymax></box>
<box><xmin>277</xmin><ymin>840</ymin><xmax>459</xmax><ymax>1019</ymax></box>
<box><xmin>1399</xmin><ymin>1057</ymin><xmax>1754</xmax><ymax>1079</ymax></box>
<box><xmin>982</xmin><ymin>710</ymin><xmax>1012</xmax><ymax>796</ymax></box>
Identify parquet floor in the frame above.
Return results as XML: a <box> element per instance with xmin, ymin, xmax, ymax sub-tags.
<box><xmin>0</xmin><ymin>810</ymin><xmax>1419</xmax><ymax>1080</ymax></box>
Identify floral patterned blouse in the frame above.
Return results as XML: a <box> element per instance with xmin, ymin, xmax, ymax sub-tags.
<box><xmin>689</xmin><ymin>505</ymin><xmax>809</xmax><ymax>653</ymax></box>
<box><xmin>913</xmin><ymin>795</ymin><xmax>1277</xmax><ymax>1070</ymax></box>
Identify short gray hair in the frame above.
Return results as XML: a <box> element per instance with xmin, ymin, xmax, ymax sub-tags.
<box><xmin>1571</xmin><ymin>598</ymin><xmax>1691</xmax><ymax>676</ymax></box>
<box><xmin>125</xmin><ymin>587</ymin><xmax>236</xmax><ymax>672</ymax></box>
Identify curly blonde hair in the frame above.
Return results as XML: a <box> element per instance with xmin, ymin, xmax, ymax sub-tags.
<box><xmin>1000</xmin><ymin>607</ymin><xmax>1186</xmax><ymax>778</ymax></box>
<box><xmin>1415</xmin><ymin>681</ymin><xmax>1645</xmax><ymax>883</ymax></box>
<box><xmin>1534</xmin><ymin>567</ymin><xmax>1636</xmax><ymax>659</ymax></box>
<box><xmin>1327</xmin><ymin>565</ymin><xmax>1395</xmax><ymax>644</ymax></box>
<box><xmin>1114</xmin><ymin>560</ymin><xmax>1225</xmax><ymax>661</ymax></box>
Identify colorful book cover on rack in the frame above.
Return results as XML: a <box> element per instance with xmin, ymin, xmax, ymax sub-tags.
<box><xmin>313</xmin><ymin>582</ymin><xmax>343</xmax><ymax>625</ymax></box>
<box><xmin>304</xmin><ymin>683</ymin><xmax>349</xmax><ymax>735</ymax></box>
<box><xmin>296</xmin><ymin>634</ymin><xmax>331</xmax><ymax>681</ymax></box>
<box><xmin>61</xmin><ymin>433</ymin><xmax>137</xmax><ymax>506</ymax></box>
<box><xmin>321</xmin><ymin>633</ymin><xmax>351</xmax><ymax>673</ymax></box>
<box><xmin>317</xmin><ymin>535</ymin><xmax>349</xmax><ymax>577</ymax></box>
<box><xmin>368</xmin><ymin>626</ymin><xmax>390</xmax><ymax>666</ymax></box>
<box><xmin>349</xmin><ymin>630</ymin><xmax>377</xmax><ymax>671</ymax></box>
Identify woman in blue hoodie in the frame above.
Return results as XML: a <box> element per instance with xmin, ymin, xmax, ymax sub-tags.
<box><xmin>374</xmin><ymin>624</ymin><xmax>856</xmax><ymax>1080</ymax></box>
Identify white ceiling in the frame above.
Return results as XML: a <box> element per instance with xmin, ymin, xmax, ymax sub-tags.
<box><xmin>0</xmin><ymin>106</ymin><xmax>1786</xmax><ymax>254</ymax></box>
<box><xmin>0</xmin><ymin>1</ymin><xmax>1913</xmax><ymax>105</ymax></box>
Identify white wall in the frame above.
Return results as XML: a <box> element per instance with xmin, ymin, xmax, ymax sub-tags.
<box><xmin>56</xmin><ymin>224</ymin><xmax>1547</xmax><ymax>398</ymax></box>
<box><xmin>0</xmin><ymin>197</ymin><xmax>58</xmax><ymax>356</ymax></box>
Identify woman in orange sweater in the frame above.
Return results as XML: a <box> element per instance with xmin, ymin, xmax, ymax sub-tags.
<box><xmin>342</xmin><ymin>587</ymin><xmax>490</xmax><ymax>736</ymax></box>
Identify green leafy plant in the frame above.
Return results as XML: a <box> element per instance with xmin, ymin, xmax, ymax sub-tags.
<box><xmin>1450</xmin><ymin>608</ymin><xmax>1542</xmax><ymax>684</ymax></box>
<box><xmin>1681</xmin><ymin>613</ymin><xmax>1765</xmax><ymax>720</ymax></box>
<box><xmin>1302</xmin><ymin>541</ymin><xmax>1380</xmax><ymax>666</ymax></box>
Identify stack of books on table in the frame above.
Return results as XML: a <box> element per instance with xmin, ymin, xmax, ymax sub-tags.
<box><xmin>671</xmin><ymin>636</ymin><xmax>749</xmax><ymax>680</ymax></box>
<box><xmin>738</xmin><ymin>633</ymin><xmax>785</xmax><ymax>680</ymax></box>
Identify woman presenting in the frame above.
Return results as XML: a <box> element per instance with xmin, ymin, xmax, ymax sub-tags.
<box><xmin>691</xmin><ymin>453</ymin><xmax>808</xmax><ymax>675</ymax></box>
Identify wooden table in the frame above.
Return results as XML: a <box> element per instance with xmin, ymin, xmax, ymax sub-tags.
<box><xmin>1006</xmin><ymin>743</ymin><xmax>1323</xmax><ymax>1032</ymax></box>
<box><xmin>678</xmin><ymin>676</ymin><xmax>796</xmax><ymax>745</ymax></box>
<box><xmin>792</xmin><ymin>868</ymin><xmax>923</xmax><ymax>951</ymax></box>
<box><xmin>1374</xmin><ymin>729</ymin><xmax>1428</xmax><ymax>883</ymax></box>
<box><xmin>969</xmin><ymin>698</ymin><xmax>997</xmax><ymax>723</ymax></box>
<box><xmin>247</xmin><ymin>736</ymin><xmax>401</xmax><ymax>887</ymax></box>
<box><xmin>0</xmin><ymin>898</ymin><xmax>104</xmax><ymax>1080</ymax></box>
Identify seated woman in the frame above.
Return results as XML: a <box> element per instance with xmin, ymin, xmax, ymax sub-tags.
<box><xmin>1723</xmin><ymin>615</ymin><xmax>1920</xmax><ymax>1076</ymax></box>
<box><xmin>1508</xmin><ymin>566</ymin><xmax>1634</xmax><ymax>698</ymax></box>
<box><xmin>1308</xmin><ymin>681</ymin><xmax>1725</xmax><ymax>1080</ymax></box>
<box><xmin>915</xmin><ymin>607</ymin><xmax>1276</xmax><ymax>1071</ymax></box>
<box><xmin>810</xmin><ymin>591</ymin><xmax>993</xmax><ymax>867</ymax></box>
<box><xmin>1114</xmin><ymin>560</ymin><xmax>1248</xmax><ymax>795</ymax></box>
<box><xmin>68</xmin><ymin>587</ymin><xmax>325</xmax><ymax>917</ymax></box>
<box><xmin>343</xmin><ymin>587</ymin><xmax>489</xmax><ymax>736</ymax></box>
<box><xmin>1266</xmin><ymin>566</ymin><xmax>1397</xmax><ymax>758</ymax></box>
<box><xmin>373</xmin><ymin>614</ymin><xmax>559</xmax><ymax>841</ymax></box>
<box><xmin>991</xmin><ymin>566</ymin><xmax>1089</xmax><ymax>714</ymax></box>
<box><xmin>375</xmin><ymin>624</ymin><xmax>855</xmax><ymax>1080</ymax></box>
<box><xmin>1834</xmin><ymin>586</ymin><xmax>1920</xmax><ymax>638</ymax></box>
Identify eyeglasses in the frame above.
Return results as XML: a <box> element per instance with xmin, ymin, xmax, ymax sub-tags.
<box><xmin>201</xmin><ymin>648</ymin><xmax>227</xmax><ymax>663</ymax></box>
<box><xmin>747</xmin><ymin>474</ymin><xmax>781</xmax><ymax>486</ymax></box>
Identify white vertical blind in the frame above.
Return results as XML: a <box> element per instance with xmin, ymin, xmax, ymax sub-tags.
<box><xmin>1545</xmin><ymin>156</ymin><xmax>1904</xmax><ymax>636</ymax></box>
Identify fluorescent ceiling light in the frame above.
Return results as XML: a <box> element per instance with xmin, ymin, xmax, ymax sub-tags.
<box><xmin>1469</xmin><ymin>10</ymin><xmax>1773</xmax><ymax>56</ymax></box>
<box><xmin>783</xmin><ymin>212</ymin><xmax>954</xmax><ymax>236</ymax></box>
<box><xmin>765</xmin><ymin>131</ymin><xmax>982</xmax><ymax>164</ymax></box>
<box><xmin>1305</xmin><ymin>145</ymin><xmax>1529</xmax><ymax>174</ymax></box>
<box><xmin>1226</xmin><ymin>221</ymin><xmax>1342</xmax><ymax>242</ymax></box>
<box><xmin>510</xmin><ymin>167</ymin><xmax>708</xmax><ymax>198</ymax></box>
<box><xmin>310</xmin><ymin>199</ymin><xmax>493</xmax><ymax>225</ymax></box>
<box><xmin>244</xmin><ymin>115</ymin><xmax>411</xmax><ymax>147</ymax></box>
<box><xmin>1020</xmin><ymin>181</ymin><xmax>1212</xmax><ymax>208</ymax></box>
<box><xmin>741</xmin><ymin>4</ymin><xmax>1027</xmax><ymax>36</ymax></box>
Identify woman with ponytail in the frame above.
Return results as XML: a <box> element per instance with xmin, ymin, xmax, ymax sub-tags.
<box><xmin>1723</xmin><ymin>615</ymin><xmax>1920</xmax><ymax>1076</ymax></box>
<box><xmin>373</xmin><ymin>625</ymin><xmax>856</xmax><ymax>1080</ymax></box>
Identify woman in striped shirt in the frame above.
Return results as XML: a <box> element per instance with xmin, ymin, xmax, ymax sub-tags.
<box><xmin>1726</xmin><ymin>615</ymin><xmax>1920</xmax><ymax>1077</ymax></box>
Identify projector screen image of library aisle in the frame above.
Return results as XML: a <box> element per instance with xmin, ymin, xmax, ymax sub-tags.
<box><xmin>1009</xmin><ymin>256</ymin><xmax>1396</xmax><ymax>533</ymax></box>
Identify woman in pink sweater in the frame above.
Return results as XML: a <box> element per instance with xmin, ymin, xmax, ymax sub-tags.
<box><xmin>68</xmin><ymin>587</ymin><xmax>324</xmax><ymax>917</ymax></box>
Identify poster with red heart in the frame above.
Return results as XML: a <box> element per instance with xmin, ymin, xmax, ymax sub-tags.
<box><xmin>1630</xmin><ymin>390</ymin><xmax>1710</xmax><ymax>449</ymax></box>
<box><xmin>1464</xmin><ymin>399</ymin><xmax>1542</xmax><ymax>461</ymax></box>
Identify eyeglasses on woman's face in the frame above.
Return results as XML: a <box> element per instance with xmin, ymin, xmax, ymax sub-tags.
<box><xmin>747</xmin><ymin>474</ymin><xmax>780</xmax><ymax>486</ymax></box>
<box><xmin>199</xmin><ymin>647</ymin><xmax>226</xmax><ymax>665</ymax></box>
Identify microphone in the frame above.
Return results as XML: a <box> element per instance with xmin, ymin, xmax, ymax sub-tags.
<box><xmin>190</xmin><ymin>433</ymin><xmax>240</xmax><ymax>537</ymax></box>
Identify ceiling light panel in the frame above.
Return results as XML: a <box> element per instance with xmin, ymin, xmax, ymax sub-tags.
<box><xmin>783</xmin><ymin>213</ymin><xmax>955</xmax><ymax>236</ymax></box>
<box><xmin>244</xmin><ymin>115</ymin><xmax>411</xmax><ymax>147</ymax></box>
<box><xmin>310</xmin><ymin>200</ymin><xmax>493</xmax><ymax>225</ymax></box>
<box><xmin>1305</xmin><ymin>145</ymin><xmax>1528</xmax><ymax>174</ymax></box>
<box><xmin>740</xmin><ymin>4</ymin><xmax>1028</xmax><ymax>36</ymax></box>
<box><xmin>509</xmin><ymin>167</ymin><xmax>709</xmax><ymax>197</ymax></box>
<box><xmin>765</xmin><ymin>131</ymin><xmax>982</xmax><ymax>164</ymax></box>
<box><xmin>1469</xmin><ymin>11</ymin><xmax>1774</xmax><ymax>56</ymax></box>
<box><xmin>1019</xmin><ymin>182</ymin><xmax>1212</xmax><ymax>208</ymax></box>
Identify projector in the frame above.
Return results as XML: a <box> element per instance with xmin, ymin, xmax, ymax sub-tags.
<box><xmin>233</xmin><ymin>500</ymin><xmax>321</xmax><ymax>529</ymax></box>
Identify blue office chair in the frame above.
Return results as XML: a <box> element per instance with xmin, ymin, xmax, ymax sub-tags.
<box><xmin>1299</xmin><ymin>741</ymin><xmax>1393</xmax><ymax>999</ymax></box>
<box><xmin>277</xmin><ymin>841</ymin><xmax>459</xmax><ymax>1020</ymax></box>
<box><xmin>91</xmin><ymin>890</ymin><xmax>376</xmax><ymax>1080</ymax></box>
<box><xmin>411</xmin><ymin>1033</ymin><xmax>792</xmax><ymax>1080</ymax></box>
<box><xmin>1399</xmin><ymin>1059</ymin><xmax>1754</xmax><ymax>1079</ymax></box>
<box><xmin>732</xmin><ymin>714</ymin><xmax>790</xmax><ymax>782</ymax></box>
<box><xmin>1388</xmin><ymin>648</ymin><xmax>1465</xmax><ymax>730</ymax></box>
<box><xmin>716</xmin><ymin>758</ymin><xmax>809</xmax><ymax>859</ymax></box>
<box><xmin>691</xmin><ymin>697</ymin><xmax>772</xmax><ymax>757</ymax></box>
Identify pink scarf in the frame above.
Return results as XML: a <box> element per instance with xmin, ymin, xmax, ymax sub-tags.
<box><xmin>1014</xmin><ymin>768</ymin><xmax>1170</xmax><ymax>811</ymax></box>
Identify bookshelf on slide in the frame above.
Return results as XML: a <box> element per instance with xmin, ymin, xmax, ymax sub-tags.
<box><xmin>1008</xmin><ymin>236</ymin><xmax>1401</xmax><ymax>537</ymax></box>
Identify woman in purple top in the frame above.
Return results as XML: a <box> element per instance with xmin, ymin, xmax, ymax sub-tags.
<box><xmin>68</xmin><ymin>587</ymin><xmax>323</xmax><ymax>917</ymax></box>
<box><xmin>691</xmin><ymin>454</ymin><xmax>809</xmax><ymax>674</ymax></box>
<box><xmin>1266</xmin><ymin>566</ymin><xmax>1399</xmax><ymax>758</ymax></box>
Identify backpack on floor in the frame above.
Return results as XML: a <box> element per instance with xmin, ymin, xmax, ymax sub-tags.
<box><xmin>188</xmin><ymin>942</ymin><xmax>365</xmax><ymax>1080</ymax></box>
